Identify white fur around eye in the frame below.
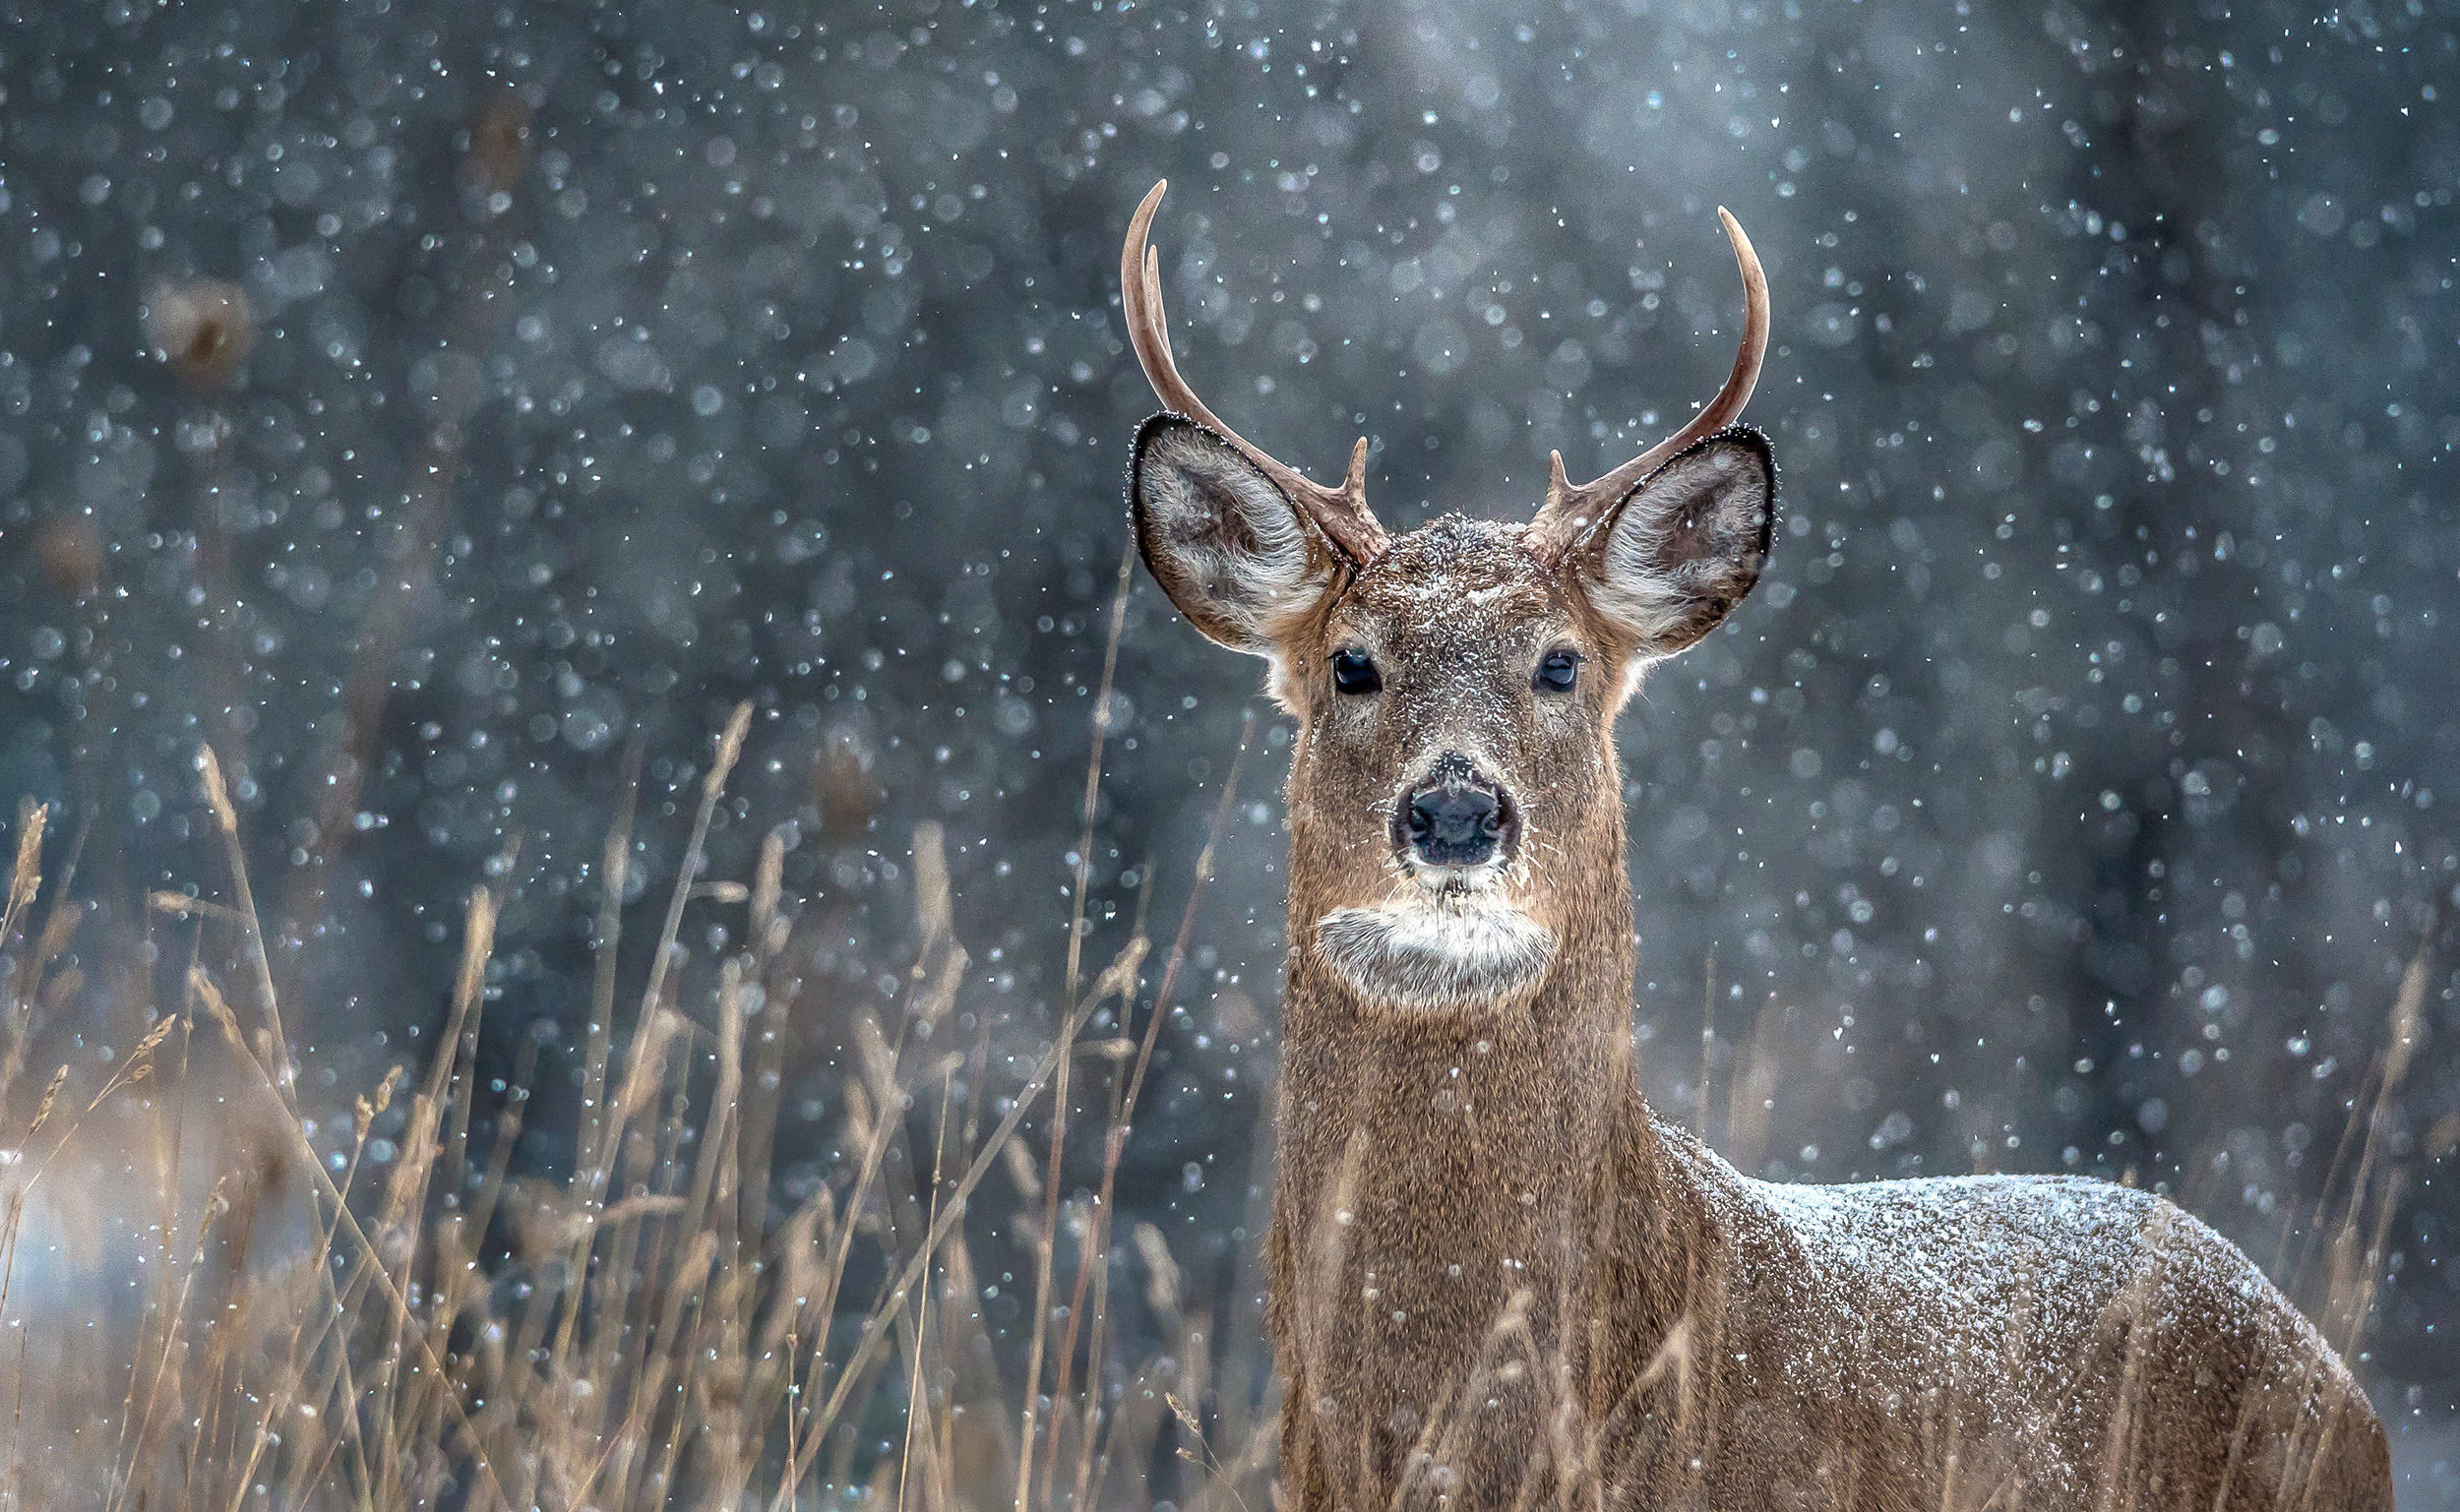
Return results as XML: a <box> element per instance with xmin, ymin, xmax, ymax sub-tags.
<box><xmin>1314</xmin><ymin>900</ymin><xmax>1557</xmax><ymax>1010</ymax></box>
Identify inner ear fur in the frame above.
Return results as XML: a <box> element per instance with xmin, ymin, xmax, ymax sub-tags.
<box><xmin>1130</xmin><ymin>414</ymin><xmax>1342</xmax><ymax>657</ymax></box>
<box><xmin>1576</xmin><ymin>426</ymin><xmax>1775</xmax><ymax>657</ymax></box>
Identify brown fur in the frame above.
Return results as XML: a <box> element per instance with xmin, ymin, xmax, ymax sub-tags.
<box><xmin>1132</xmin><ymin>444</ymin><xmax>2391</xmax><ymax>1510</ymax></box>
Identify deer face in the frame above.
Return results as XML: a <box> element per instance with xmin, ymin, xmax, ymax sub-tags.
<box><xmin>1121</xmin><ymin>180</ymin><xmax>1775</xmax><ymax>1013</ymax></box>
<box><xmin>1135</xmin><ymin>420</ymin><xmax>1773</xmax><ymax>1011</ymax></box>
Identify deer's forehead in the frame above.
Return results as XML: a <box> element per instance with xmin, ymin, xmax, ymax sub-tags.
<box><xmin>1334</xmin><ymin>576</ymin><xmax>1560</xmax><ymax>654</ymax></box>
<box><xmin>1327</xmin><ymin>518</ymin><xmax>1566</xmax><ymax>652</ymax></box>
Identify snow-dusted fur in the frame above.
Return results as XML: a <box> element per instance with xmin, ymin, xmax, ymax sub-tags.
<box><xmin>1133</xmin><ymin>428</ymin><xmax>2390</xmax><ymax>1509</ymax></box>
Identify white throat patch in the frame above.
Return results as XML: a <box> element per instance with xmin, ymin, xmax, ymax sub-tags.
<box><xmin>1313</xmin><ymin>900</ymin><xmax>1558</xmax><ymax>1010</ymax></box>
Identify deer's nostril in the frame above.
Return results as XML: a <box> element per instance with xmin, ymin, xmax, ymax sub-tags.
<box><xmin>1404</xmin><ymin>771</ymin><xmax>1508</xmax><ymax>867</ymax></box>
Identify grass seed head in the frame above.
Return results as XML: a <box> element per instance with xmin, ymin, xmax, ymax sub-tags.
<box><xmin>26</xmin><ymin>1065</ymin><xmax>66</xmax><ymax>1137</ymax></box>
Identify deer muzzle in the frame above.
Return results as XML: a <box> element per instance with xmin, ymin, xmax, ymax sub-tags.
<box><xmin>1397</xmin><ymin>753</ymin><xmax>1515</xmax><ymax>875</ymax></box>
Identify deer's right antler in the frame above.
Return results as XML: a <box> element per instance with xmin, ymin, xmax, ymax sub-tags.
<box><xmin>1122</xmin><ymin>180</ymin><xmax>1388</xmax><ymax>566</ymax></box>
<box><xmin>1524</xmin><ymin>207</ymin><xmax>1769</xmax><ymax>568</ymax></box>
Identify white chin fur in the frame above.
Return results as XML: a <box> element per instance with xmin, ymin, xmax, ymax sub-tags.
<box><xmin>1313</xmin><ymin>900</ymin><xmax>1557</xmax><ymax>1010</ymax></box>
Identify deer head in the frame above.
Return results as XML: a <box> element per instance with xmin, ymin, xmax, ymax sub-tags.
<box><xmin>1126</xmin><ymin>179</ymin><xmax>1773</xmax><ymax>1016</ymax></box>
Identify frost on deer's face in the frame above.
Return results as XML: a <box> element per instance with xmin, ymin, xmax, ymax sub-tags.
<box><xmin>1134</xmin><ymin>420</ymin><xmax>1776</xmax><ymax>1014</ymax></box>
<box><xmin>1280</xmin><ymin>517</ymin><xmax>1603</xmax><ymax>1010</ymax></box>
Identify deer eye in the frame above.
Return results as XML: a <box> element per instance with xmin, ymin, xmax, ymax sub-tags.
<box><xmin>1536</xmin><ymin>648</ymin><xmax>1581</xmax><ymax>694</ymax></box>
<box><xmin>1330</xmin><ymin>648</ymin><xmax>1381</xmax><ymax>696</ymax></box>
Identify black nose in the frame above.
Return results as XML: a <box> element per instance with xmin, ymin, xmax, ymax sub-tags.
<box><xmin>1402</xmin><ymin>755</ymin><xmax>1512</xmax><ymax>868</ymax></box>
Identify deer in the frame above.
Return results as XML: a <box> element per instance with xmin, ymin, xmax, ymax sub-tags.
<box><xmin>1117</xmin><ymin>180</ymin><xmax>2391</xmax><ymax>1511</ymax></box>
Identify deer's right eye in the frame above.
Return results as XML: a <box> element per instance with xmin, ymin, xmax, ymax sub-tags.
<box><xmin>1536</xmin><ymin>648</ymin><xmax>1581</xmax><ymax>694</ymax></box>
<box><xmin>1330</xmin><ymin>648</ymin><xmax>1381</xmax><ymax>696</ymax></box>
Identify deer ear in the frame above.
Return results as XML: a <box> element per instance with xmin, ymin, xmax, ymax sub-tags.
<box><xmin>1577</xmin><ymin>427</ymin><xmax>1775</xmax><ymax>657</ymax></box>
<box><xmin>1132</xmin><ymin>415</ymin><xmax>1340</xmax><ymax>657</ymax></box>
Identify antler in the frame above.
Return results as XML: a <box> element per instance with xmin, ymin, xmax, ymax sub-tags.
<box><xmin>1122</xmin><ymin>180</ymin><xmax>1388</xmax><ymax>565</ymax></box>
<box><xmin>1525</xmin><ymin>207</ymin><xmax>1770</xmax><ymax>567</ymax></box>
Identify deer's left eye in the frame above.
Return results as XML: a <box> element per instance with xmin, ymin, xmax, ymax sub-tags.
<box><xmin>1536</xmin><ymin>649</ymin><xmax>1581</xmax><ymax>694</ymax></box>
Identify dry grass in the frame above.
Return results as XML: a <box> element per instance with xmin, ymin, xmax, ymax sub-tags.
<box><xmin>0</xmin><ymin>599</ymin><xmax>1278</xmax><ymax>1512</ymax></box>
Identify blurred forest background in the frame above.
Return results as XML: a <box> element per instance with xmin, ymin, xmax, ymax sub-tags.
<box><xmin>1</xmin><ymin>0</ymin><xmax>2456</xmax><ymax>1496</ymax></box>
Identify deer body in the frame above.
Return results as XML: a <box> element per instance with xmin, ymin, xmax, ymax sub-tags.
<box><xmin>1119</xmin><ymin>182</ymin><xmax>2389</xmax><ymax>1509</ymax></box>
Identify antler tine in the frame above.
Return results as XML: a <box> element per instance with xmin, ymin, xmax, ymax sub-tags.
<box><xmin>1122</xmin><ymin>179</ymin><xmax>1387</xmax><ymax>564</ymax></box>
<box><xmin>1527</xmin><ymin>207</ymin><xmax>1770</xmax><ymax>566</ymax></box>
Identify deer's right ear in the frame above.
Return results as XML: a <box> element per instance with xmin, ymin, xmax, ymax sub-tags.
<box><xmin>1131</xmin><ymin>415</ymin><xmax>1340</xmax><ymax>657</ymax></box>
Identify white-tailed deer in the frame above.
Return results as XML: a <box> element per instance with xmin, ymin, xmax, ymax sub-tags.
<box><xmin>1120</xmin><ymin>181</ymin><xmax>2390</xmax><ymax>1510</ymax></box>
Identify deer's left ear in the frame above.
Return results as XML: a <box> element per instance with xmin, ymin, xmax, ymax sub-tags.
<box><xmin>1575</xmin><ymin>427</ymin><xmax>1775</xmax><ymax>656</ymax></box>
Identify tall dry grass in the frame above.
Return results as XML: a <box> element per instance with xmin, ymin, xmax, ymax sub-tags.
<box><xmin>0</xmin><ymin>621</ymin><xmax>1279</xmax><ymax>1512</ymax></box>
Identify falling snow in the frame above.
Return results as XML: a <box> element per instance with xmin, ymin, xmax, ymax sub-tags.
<box><xmin>0</xmin><ymin>0</ymin><xmax>2454</xmax><ymax>1497</ymax></box>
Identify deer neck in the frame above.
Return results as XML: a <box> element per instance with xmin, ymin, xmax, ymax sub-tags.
<box><xmin>1270</xmin><ymin>814</ymin><xmax>1683</xmax><ymax>1424</ymax></box>
<box><xmin>1277</xmin><ymin>909</ymin><xmax>1654</xmax><ymax>1253</ymax></box>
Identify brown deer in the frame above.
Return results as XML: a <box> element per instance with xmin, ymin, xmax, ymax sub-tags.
<box><xmin>1118</xmin><ymin>180</ymin><xmax>2390</xmax><ymax>1510</ymax></box>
